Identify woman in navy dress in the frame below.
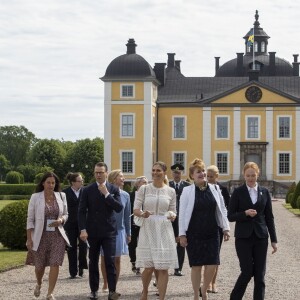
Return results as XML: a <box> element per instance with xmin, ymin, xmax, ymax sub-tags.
<box><xmin>179</xmin><ymin>159</ymin><xmax>230</xmax><ymax>300</ymax></box>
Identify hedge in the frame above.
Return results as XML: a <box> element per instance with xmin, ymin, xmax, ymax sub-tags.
<box><xmin>0</xmin><ymin>195</ymin><xmax>31</xmax><ymax>200</ymax></box>
<box><xmin>0</xmin><ymin>184</ymin><xmax>35</xmax><ymax>195</ymax></box>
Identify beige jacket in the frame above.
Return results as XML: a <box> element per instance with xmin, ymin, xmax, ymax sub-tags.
<box><xmin>27</xmin><ymin>191</ymin><xmax>70</xmax><ymax>251</ymax></box>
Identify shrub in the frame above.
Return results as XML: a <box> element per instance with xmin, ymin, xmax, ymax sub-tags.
<box><xmin>0</xmin><ymin>184</ymin><xmax>35</xmax><ymax>195</ymax></box>
<box><xmin>297</xmin><ymin>195</ymin><xmax>300</xmax><ymax>210</ymax></box>
<box><xmin>288</xmin><ymin>193</ymin><xmax>294</xmax><ymax>206</ymax></box>
<box><xmin>0</xmin><ymin>195</ymin><xmax>30</xmax><ymax>200</ymax></box>
<box><xmin>16</xmin><ymin>164</ymin><xmax>38</xmax><ymax>183</ymax></box>
<box><xmin>5</xmin><ymin>171</ymin><xmax>24</xmax><ymax>184</ymax></box>
<box><xmin>285</xmin><ymin>182</ymin><xmax>296</xmax><ymax>203</ymax></box>
<box><xmin>290</xmin><ymin>181</ymin><xmax>300</xmax><ymax>209</ymax></box>
<box><xmin>0</xmin><ymin>200</ymin><xmax>28</xmax><ymax>249</ymax></box>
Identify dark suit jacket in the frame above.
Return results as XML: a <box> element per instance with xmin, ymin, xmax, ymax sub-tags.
<box><xmin>169</xmin><ymin>180</ymin><xmax>191</xmax><ymax>237</ymax></box>
<box><xmin>63</xmin><ymin>186</ymin><xmax>82</xmax><ymax>229</ymax></box>
<box><xmin>78</xmin><ymin>182</ymin><xmax>122</xmax><ymax>238</ymax></box>
<box><xmin>217</xmin><ymin>182</ymin><xmax>230</xmax><ymax>209</ymax></box>
<box><xmin>228</xmin><ymin>184</ymin><xmax>277</xmax><ymax>243</ymax></box>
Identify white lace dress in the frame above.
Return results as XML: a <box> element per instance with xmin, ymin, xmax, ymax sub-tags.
<box><xmin>134</xmin><ymin>183</ymin><xmax>178</xmax><ymax>270</ymax></box>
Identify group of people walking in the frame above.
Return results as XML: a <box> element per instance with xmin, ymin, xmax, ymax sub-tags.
<box><xmin>25</xmin><ymin>158</ymin><xmax>277</xmax><ymax>300</ymax></box>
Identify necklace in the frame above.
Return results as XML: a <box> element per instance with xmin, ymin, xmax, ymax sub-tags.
<box><xmin>196</xmin><ymin>182</ymin><xmax>207</xmax><ymax>191</ymax></box>
<box><xmin>45</xmin><ymin>193</ymin><xmax>54</xmax><ymax>203</ymax></box>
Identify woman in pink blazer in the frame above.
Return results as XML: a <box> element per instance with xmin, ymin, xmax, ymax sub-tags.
<box><xmin>26</xmin><ymin>172</ymin><xmax>70</xmax><ymax>300</ymax></box>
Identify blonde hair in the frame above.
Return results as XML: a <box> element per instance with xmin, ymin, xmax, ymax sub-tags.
<box><xmin>134</xmin><ymin>176</ymin><xmax>148</xmax><ymax>188</ymax></box>
<box><xmin>189</xmin><ymin>158</ymin><xmax>206</xmax><ymax>179</ymax></box>
<box><xmin>107</xmin><ymin>169</ymin><xmax>122</xmax><ymax>184</ymax></box>
<box><xmin>207</xmin><ymin>165</ymin><xmax>219</xmax><ymax>175</ymax></box>
<box><xmin>243</xmin><ymin>162</ymin><xmax>260</xmax><ymax>175</ymax></box>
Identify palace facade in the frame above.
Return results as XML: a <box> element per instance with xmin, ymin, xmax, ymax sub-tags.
<box><xmin>101</xmin><ymin>11</ymin><xmax>300</xmax><ymax>196</ymax></box>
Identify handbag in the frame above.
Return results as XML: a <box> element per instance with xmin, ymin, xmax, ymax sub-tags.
<box><xmin>133</xmin><ymin>185</ymin><xmax>147</xmax><ymax>227</ymax></box>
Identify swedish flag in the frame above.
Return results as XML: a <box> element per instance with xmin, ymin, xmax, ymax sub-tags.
<box><xmin>247</xmin><ymin>30</ymin><xmax>254</xmax><ymax>46</ymax></box>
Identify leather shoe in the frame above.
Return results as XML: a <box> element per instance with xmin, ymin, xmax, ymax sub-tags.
<box><xmin>89</xmin><ymin>291</ymin><xmax>98</xmax><ymax>299</ymax></box>
<box><xmin>174</xmin><ymin>269</ymin><xmax>184</xmax><ymax>276</ymax></box>
<box><xmin>108</xmin><ymin>291</ymin><xmax>121</xmax><ymax>300</ymax></box>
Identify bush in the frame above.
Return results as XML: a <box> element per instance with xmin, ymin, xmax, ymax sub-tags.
<box><xmin>288</xmin><ymin>193</ymin><xmax>294</xmax><ymax>206</ymax></box>
<box><xmin>0</xmin><ymin>200</ymin><xmax>28</xmax><ymax>249</ymax></box>
<box><xmin>5</xmin><ymin>171</ymin><xmax>24</xmax><ymax>184</ymax></box>
<box><xmin>285</xmin><ymin>182</ymin><xmax>296</xmax><ymax>203</ymax></box>
<box><xmin>16</xmin><ymin>164</ymin><xmax>38</xmax><ymax>183</ymax></box>
<box><xmin>0</xmin><ymin>184</ymin><xmax>35</xmax><ymax>195</ymax></box>
<box><xmin>291</xmin><ymin>181</ymin><xmax>300</xmax><ymax>209</ymax></box>
<box><xmin>297</xmin><ymin>195</ymin><xmax>300</xmax><ymax>209</ymax></box>
<box><xmin>0</xmin><ymin>195</ymin><xmax>30</xmax><ymax>200</ymax></box>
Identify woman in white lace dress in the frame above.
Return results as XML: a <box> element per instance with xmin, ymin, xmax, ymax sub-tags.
<box><xmin>134</xmin><ymin>161</ymin><xmax>178</xmax><ymax>300</ymax></box>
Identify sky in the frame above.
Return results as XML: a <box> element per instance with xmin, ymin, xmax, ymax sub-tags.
<box><xmin>0</xmin><ymin>0</ymin><xmax>299</xmax><ymax>141</ymax></box>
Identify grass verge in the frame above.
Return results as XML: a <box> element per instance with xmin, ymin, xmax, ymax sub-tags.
<box><xmin>283</xmin><ymin>203</ymin><xmax>300</xmax><ymax>216</ymax></box>
<box><xmin>0</xmin><ymin>246</ymin><xmax>26</xmax><ymax>272</ymax></box>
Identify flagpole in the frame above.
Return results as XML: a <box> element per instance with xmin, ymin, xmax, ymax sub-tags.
<box><xmin>252</xmin><ymin>26</ymin><xmax>255</xmax><ymax>70</ymax></box>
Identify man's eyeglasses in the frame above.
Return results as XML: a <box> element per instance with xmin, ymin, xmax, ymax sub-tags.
<box><xmin>94</xmin><ymin>172</ymin><xmax>105</xmax><ymax>175</ymax></box>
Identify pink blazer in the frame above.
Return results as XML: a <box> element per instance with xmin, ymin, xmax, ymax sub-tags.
<box><xmin>27</xmin><ymin>191</ymin><xmax>70</xmax><ymax>251</ymax></box>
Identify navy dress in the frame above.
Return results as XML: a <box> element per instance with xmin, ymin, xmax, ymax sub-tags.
<box><xmin>186</xmin><ymin>186</ymin><xmax>220</xmax><ymax>266</ymax></box>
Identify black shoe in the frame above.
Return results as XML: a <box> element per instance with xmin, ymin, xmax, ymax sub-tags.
<box><xmin>136</xmin><ymin>268</ymin><xmax>141</xmax><ymax>275</ymax></box>
<box><xmin>79</xmin><ymin>269</ymin><xmax>84</xmax><ymax>277</ymax></box>
<box><xmin>174</xmin><ymin>269</ymin><xmax>184</xmax><ymax>276</ymax></box>
<box><xmin>131</xmin><ymin>263</ymin><xmax>137</xmax><ymax>272</ymax></box>
<box><xmin>89</xmin><ymin>291</ymin><xmax>98</xmax><ymax>299</ymax></box>
<box><xmin>108</xmin><ymin>291</ymin><xmax>121</xmax><ymax>300</ymax></box>
<box><xmin>68</xmin><ymin>275</ymin><xmax>77</xmax><ymax>279</ymax></box>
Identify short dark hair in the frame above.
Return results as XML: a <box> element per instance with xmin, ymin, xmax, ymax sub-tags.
<box><xmin>66</xmin><ymin>172</ymin><xmax>81</xmax><ymax>184</ymax></box>
<box><xmin>35</xmin><ymin>172</ymin><xmax>61</xmax><ymax>193</ymax></box>
<box><xmin>95</xmin><ymin>162</ymin><xmax>108</xmax><ymax>172</ymax></box>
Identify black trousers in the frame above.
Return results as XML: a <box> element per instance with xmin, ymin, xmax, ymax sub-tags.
<box><xmin>175</xmin><ymin>242</ymin><xmax>185</xmax><ymax>271</ymax></box>
<box><xmin>88</xmin><ymin>236</ymin><xmax>117</xmax><ymax>293</ymax></box>
<box><xmin>230</xmin><ymin>233</ymin><xmax>268</xmax><ymax>300</ymax></box>
<box><xmin>65</xmin><ymin>226</ymin><xmax>88</xmax><ymax>277</ymax></box>
<box><xmin>128</xmin><ymin>225</ymin><xmax>140</xmax><ymax>264</ymax></box>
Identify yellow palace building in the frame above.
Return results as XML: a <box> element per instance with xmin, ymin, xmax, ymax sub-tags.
<box><xmin>101</xmin><ymin>11</ymin><xmax>300</xmax><ymax>196</ymax></box>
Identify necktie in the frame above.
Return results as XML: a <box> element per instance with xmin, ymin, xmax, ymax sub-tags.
<box><xmin>175</xmin><ymin>183</ymin><xmax>179</xmax><ymax>193</ymax></box>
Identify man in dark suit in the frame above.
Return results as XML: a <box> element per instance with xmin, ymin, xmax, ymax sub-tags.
<box><xmin>63</xmin><ymin>172</ymin><xmax>87</xmax><ymax>279</ymax></box>
<box><xmin>169</xmin><ymin>163</ymin><xmax>190</xmax><ymax>276</ymax></box>
<box><xmin>79</xmin><ymin>162</ymin><xmax>123</xmax><ymax>300</ymax></box>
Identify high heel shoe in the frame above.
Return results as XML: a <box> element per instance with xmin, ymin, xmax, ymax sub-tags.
<box><xmin>34</xmin><ymin>284</ymin><xmax>41</xmax><ymax>297</ymax></box>
<box><xmin>46</xmin><ymin>294</ymin><xmax>56</xmax><ymax>300</ymax></box>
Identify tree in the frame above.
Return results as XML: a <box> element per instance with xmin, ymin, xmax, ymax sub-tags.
<box><xmin>0</xmin><ymin>125</ymin><xmax>36</xmax><ymax>167</ymax></box>
<box><xmin>29</xmin><ymin>139</ymin><xmax>66</xmax><ymax>180</ymax></box>
<box><xmin>16</xmin><ymin>164</ymin><xmax>39</xmax><ymax>183</ymax></box>
<box><xmin>0</xmin><ymin>154</ymin><xmax>10</xmax><ymax>182</ymax></box>
<box><xmin>65</xmin><ymin>138</ymin><xmax>104</xmax><ymax>182</ymax></box>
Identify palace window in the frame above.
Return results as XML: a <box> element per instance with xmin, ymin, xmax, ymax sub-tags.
<box><xmin>246</xmin><ymin>116</ymin><xmax>260</xmax><ymax>139</ymax></box>
<box><xmin>173</xmin><ymin>116</ymin><xmax>186</xmax><ymax>139</ymax></box>
<box><xmin>216</xmin><ymin>152</ymin><xmax>229</xmax><ymax>174</ymax></box>
<box><xmin>173</xmin><ymin>152</ymin><xmax>186</xmax><ymax>171</ymax></box>
<box><xmin>121</xmin><ymin>114</ymin><xmax>134</xmax><ymax>138</ymax></box>
<box><xmin>121</xmin><ymin>151</ymin><xmax>134</xmax><ymax>173</ymax></box>
<box><xmin>216</xmin><ymin>116</ymin><xmax>229</xmax><ymax>139</ymax></box>
<box><xmin>278</xmin><ymin>152</ymin><xmax>291</xmax><ymax>175</ymax></box>
<box><xmin>278</xmin><ymin>116</ymin><xmax>291</xmax><ymax>139</ymax></box>
<box><xmin>121</xmin><ymin>84</ymin><xmax>134</xmax><ymax>98</ymax></box>
<box><xmin>261</xmin><ymin>41</ymin><xmax>265</xmax><ymax>52</ymax></box>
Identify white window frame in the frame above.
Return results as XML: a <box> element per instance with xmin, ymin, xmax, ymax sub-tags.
<box><xmin>277</xmin><ymin>115</ymin><xmax>292</xmax><ymax>140</ymax></box>
<box><xmin>246</xmin><ymin>115</ymin><xmax>260</xmax><ymax>140</ymax></box>
<box><xmin>120</xmin><ymin>113</ymin><xmax>135</xmax><ymax>138</ymax></box>
<box><xmin>172</xmin><ymin>116</ymin><xmax>187</xmax><ymax>140</ymax></box>
<box><xmin>276</xmin><ymin>151</ymin><xmax>292</xmax><ymax>176</ymax></box>
<box><xmin>215</xmin><ymin>115</ymin><xmax>230</xmax><ymax>140</ymax></box>
<box><xmin>261</xmin><ymin>41</ymin><xmax>265</xmax><ymax>52</ymax></box>
<box><xmin>120</xmin><ymin>84</ymin><xmax>135</xmax><ymax>98</ymax></box>
<box><xmin>120</xmin><ymin>150</ymin><xmax>135</xmax><ymax>175</ymax></box>
<box><xmin>172</xmin><ymin>151</ymin><xmax>187</xmax><ymax>175</ymax></box>
<box><xmin>215</xmin><ymin>151</ymin><xmax>230</xmax><ymax>175</ymax></box>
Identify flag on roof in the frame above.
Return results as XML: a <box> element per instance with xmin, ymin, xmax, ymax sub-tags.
<box><xmin>247</xmin><ymin>30</ymin><xmax>254</xmax><ymax>46</ymax></box>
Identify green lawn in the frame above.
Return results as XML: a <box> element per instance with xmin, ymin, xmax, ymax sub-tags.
<box><xmin>283</xmin><ymin>203</ymin><xmax>300</xmax><ymax>216</ymax></box>
<box><xmin>0</xmin><ymin>246</ymin><xmax>27</xmax><ymax>272</ymax></box>
<box><xmin>0</xmin><ymin>200</ymin><xmax>27</xmax><ymax>272</ymax></box>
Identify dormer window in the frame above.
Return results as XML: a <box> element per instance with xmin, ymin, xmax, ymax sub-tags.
<box><xmin>254</xmin><ymin>41</ymin><xmax>258</xmax><ymax>52</ymax></box>
<box><xmin>261</xmin><ymin>41</ymin><xmax>265</xmax><ymax>53</ymax></box>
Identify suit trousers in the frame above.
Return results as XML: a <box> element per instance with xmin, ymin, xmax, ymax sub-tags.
<box><xmin>66</xmin><ymin>226</ymin><xmax>88</xmax><ymax>277</ymax></box>
<box><xmin>88</xmin><ymin>236</ymin><xmax>117</xmax><ymax>293</ymax></box>
<box><xmin>128</xmin><ymin>225</ymin><xmax>140</xmax><ymax>264</ymax></box>
<box><xmin>230</xmin><ymin>233</ymin><xmax>268</xmax><ymax>300</ymax></box>
<box><xmin>175</xmin><ymin>242</ymin><xmax>185</xmax><ymax>271</ymax></box>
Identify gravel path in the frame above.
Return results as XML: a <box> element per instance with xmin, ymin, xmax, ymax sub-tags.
<box><xmin>1</xmin><ymin>199</ymin><xmax>300</xmax><ymax>300</ymax></box>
